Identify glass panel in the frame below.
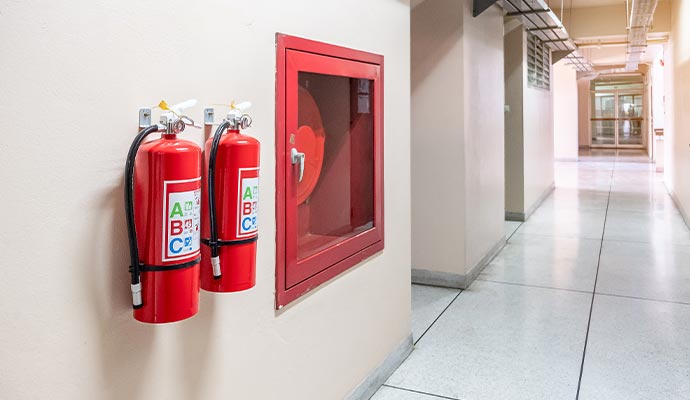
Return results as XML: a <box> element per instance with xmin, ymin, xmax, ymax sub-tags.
<box><xmin>618</xmin><ymin>94</ymin><xmax>643</xmax><ymax>118</ymax></box>
<box><xmin>295</xmin><ymin>72</ymin><xmax>375</xmax><ymax>260</ymax></box>
<box><xmin>592</xmin><ymin>93</ymin><xmax>615</xmax><ymax>118</ymax></box>
<box><xmin>618</xmin><ymin>119</ymin><xmax>643</xmax><ymax>145</ymax></box>
<box><xmin>591</xmin><ymin>120</ymin><xmax>616</xmax><ymax>145</ymax></box>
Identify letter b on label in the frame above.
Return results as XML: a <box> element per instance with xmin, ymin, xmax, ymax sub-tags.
<box><xmin>171</xmin><ymin>220</ymin><xmax>183</xmax><ymax>235</ymax></box>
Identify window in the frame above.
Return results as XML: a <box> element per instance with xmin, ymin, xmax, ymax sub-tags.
<box><xmin>275</xmin><ymin>34</ymin><xmax>385</xmax><ymax>309</ymax></box>
<box><xmin>527</xmin><ymin>33</ymin><xmax>551</xmax><ymax>90</ymax></box>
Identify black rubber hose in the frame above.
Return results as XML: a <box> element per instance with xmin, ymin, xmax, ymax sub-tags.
<box><xmin>125</xmin><ymin>125</ymin><xmax>160</xmax><ymax>295</ymax></box>
<box><xmin>208</xmin><ymin>121</ymin><xmax>230</xmax><ymax>265</ymax></box>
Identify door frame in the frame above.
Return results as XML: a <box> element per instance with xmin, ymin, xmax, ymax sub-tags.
<box><xmin>589</xmin><ymin>88</ymin><xmax>646</xmax><ymax>149</ymax></box>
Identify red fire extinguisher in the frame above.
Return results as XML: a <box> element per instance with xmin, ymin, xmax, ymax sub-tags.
<box><xmin>201</xmin><ymin>102</ymin><xmax>260</xmax><ymax>292</ymax></box>
<box><xmin>125</xmin><ymin>100</ymin><xmax>202</xmax><ymax>323</ymax></box>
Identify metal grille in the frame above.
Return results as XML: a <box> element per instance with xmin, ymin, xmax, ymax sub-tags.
<box><xmin>501</xmin><ymin>0</ymin><xmax>593</xmax><ymax>72</ymax></box>
<box><xmin>527</xmin><ymin>33</ymin><xmax>551</xmax><ymax>90</ymax></box>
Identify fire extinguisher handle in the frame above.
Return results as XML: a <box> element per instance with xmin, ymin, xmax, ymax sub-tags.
<box><xmin>291</xmin><ymin>148</ymin><xmax>305</xmax><ymax>182</ymax></box>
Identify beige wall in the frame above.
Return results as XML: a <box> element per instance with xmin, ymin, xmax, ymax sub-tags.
<box><xmin>411</xmin><ymin>0</ymin><xmax>466</xmax><ymax>275</ymax></box>
<box><xmin>461</xmin><ymin>0</ymin><xmax>506</xmax><ymax>273</ymax></box>
<box><xmin>504</xmin><ymin>23</ymin><xmax>526</xmax><ymax>215</ymax></box>
<box><xmin>667</xmin><ymin>0</ymin><xmax>690</xmax><ymax>218</ymax></box>
<box><xmin>555</xmin><ymin>1</ymin><xmax>672</xmax><ymax>39</ymax></box>
<box><xmin>578</xmin><ymin>77</ymin><xmax>592</xmax><ymax>147</ymax></box>
<box><xmin>553</xmin><ymin>60</ymin><xmax>580</xmax><ymax>160</ymax></box>
<box><xmin>411</xmin><ymin>0</ymin><xmax>505</xmax><ymax>281</ymax></box>
<box><xmin>0</xmin><ymin>1</ymin><xmax>411</xmax><ymax>399</ymax></box>
<box><xmin>504</xmin><ymin>24</ymin><xmax>554</xmax><ymax>219</ymax></box>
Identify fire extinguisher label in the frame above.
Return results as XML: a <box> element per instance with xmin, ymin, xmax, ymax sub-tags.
<box><xmin>237</xmin><ymin>168</ymin><xmax>259</xmax><ymax>237</ymax></box>
<box><xmin>163</xmin><ymin>179</ymin><xmax>201</xmax><ymax>261</ymax></box>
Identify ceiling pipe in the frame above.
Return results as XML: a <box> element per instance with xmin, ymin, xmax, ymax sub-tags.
<box><xmin>625</xmin><ymin>0</ymin><xmax>660</xmax><ymax>71</ymax></box>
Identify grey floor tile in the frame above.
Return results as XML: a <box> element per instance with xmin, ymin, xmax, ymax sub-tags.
<box><xmin>411</xmin><ymin>284</ymin><xmax>460</xmax><ymax>342</ymax></box>
<box><xmin>479</xmin><ymin>234</ymin><xmax>600</xmax><ymax>292</ymax></box>
<box><xmin>504</xmin><ymin>220</ymin><xmax>522</xmax><ymax>238</ymax></box>
<box><xmin>517</xmin><ymin>207</ymin><xmax>607</xmax><ymax>240</ymax></box>
<box><xmin>607</xmin><ymin>191</ymin><xmax>680</xmax><ymax>214</ymax></box>
<box><xmin>578</xmin><ymin>295</ymin><xmax>690</xmax><ymax>400</ymax></box>
<box><xmin>604</xmin><ymin>210</ymin><xmax>690</xmax><ymax>246</ymax></box>
<box><xmin>539</xmin><ymin>188</ymin><xmax>610</xmax><ymax>211</ymax></box>
<box><xmin>370</xmin><ymin>386</ymin><xmax>454</xmax><ymax>400</ymax></box>
<box><xmin>386</xmin><ymin>281</ymin><xmax>591</xmax><ymax>400</ymax></box>
<box><xmin>596</xmin><ymin>240</ymin><xmax>690</xmax><ymax>304</ymax></box>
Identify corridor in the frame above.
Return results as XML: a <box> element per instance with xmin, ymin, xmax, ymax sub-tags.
<box><xmin>374</xmin><ymin>151</ymin><xmax>690</xmax><ymax>400</ymax></box>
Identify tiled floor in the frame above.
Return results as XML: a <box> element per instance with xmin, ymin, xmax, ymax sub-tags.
<box><xmin>372</xmin><ymin>151</ymin><xmax>690</xmax><ymax>400</ymax></box>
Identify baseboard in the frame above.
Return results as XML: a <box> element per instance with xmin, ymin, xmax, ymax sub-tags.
<box><xmin>464</xmin><ymin>235</ymin><xmax>507</xmax><ymax>287</ymax></box>
<box><xmin>412</xmin><ymin>268</ymin><xmax>466</xmax><ymax>288</ymax></box>
<box><xmin>505</xmin><ymin>184</ymin><xmax>554</xmax><ymax>223</ymax></box>
<box><xmin>345</xmin><ymin>334</ymin><xmax>414</xmax><ymax>400</ymax></box>
<box><xmin>412</xmin><ymin>235</ymin><xmax>507</xmax><ymax>289</ymax></box>
<box><xmin>505</xmin><ymin>211</ymin><xmax>526</xmax><ymax>222</ymax></box>
<box><xmin>667</xmin><ymin>187</ymin><xmax>690</xmax><ymax>231</ymax></box>
<box><xmin>524</xmin><ymin>184</ymin><xmax>555</xmax><ymax>220</ymax></box>
<box><xmin>555</xmin><ymin>157</ymin><xmax>579</xmax><ymax>162</ymax></box>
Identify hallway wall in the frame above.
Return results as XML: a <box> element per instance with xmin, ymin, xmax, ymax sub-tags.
<box><xmin>553</xmin><ymin>60</ymin><xmax>579</xmax><ymax>160</ymax></box>
<box><xmin>0</xmin><ymin>1</ymin><xmax>411</xmax><ymax>399</ymax></box>
<box><xmin>411</xmin><ymin>0</ymin><xmax>505</xmax><ymax>286</ymax></box>
<box><xmin>503</xmin><ymin>24</ymin><xmax>554</xmax><ymax>221</ymax></box>
<box><xmin>577</xmin><ymin>77</ymin><xmax>591</xmax><ymax>148</ymax></box>
<box><xmin>411</xmin><ymin>0</ymin><xmax>466</xmax><ymax>275</ymax></box>
<box><xmin>667</xmin><ymin>0</ymin><xmax>690</xmax><ymax>220</ymax></box>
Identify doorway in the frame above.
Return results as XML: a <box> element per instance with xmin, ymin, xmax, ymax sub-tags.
<box><xmin>590</xmin><ymin>75</ymin><xmax>646</xmax><ymax>149</ymax></box>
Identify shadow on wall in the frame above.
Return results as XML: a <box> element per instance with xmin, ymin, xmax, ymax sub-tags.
<box><xmin>411</xmin><ymin>0</ymin><xmax>462</xmax><ymax>93</ymax></box>
<box><xmin>85</xmin><ymin>178</ymin><xmax>218</xmax><ymax>399</ymax></box>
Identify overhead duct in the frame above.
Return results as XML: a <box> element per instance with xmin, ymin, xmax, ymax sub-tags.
<box><xmin>625</xmin><ymin>0</ymin><xmax>660</xmax><ymax>71</ymax></box>
<box><xmin>500</xmin><ymin>0</ymin><xmax>593</xmax><ymax>72</ymax></box>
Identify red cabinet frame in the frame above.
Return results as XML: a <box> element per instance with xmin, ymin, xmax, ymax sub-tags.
<box><xmin>275</xmin><ymin>34</ymin><xmax>384</xmax><ymax>308</ymax></box>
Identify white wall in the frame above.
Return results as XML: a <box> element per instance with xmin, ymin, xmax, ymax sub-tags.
<box><xmin>523</xmin><ymin>79</ymin><xmax>555</xmax><ymax>212</ymax></box>
<box><xmin>666</xmin><ymin>0</ymin><xmax>690</xmax><ymax>219</ymax></box>
<box><xmin>553</xmin><ymin>60</ymin><xmax>580</xmax><ymax>160</ymax></box>
<box><xmin>411</xmin><ymin>0</ymin><xmax>505</xmax><ymax>283</ymax></box>
<box><xmin>0</xmin><ymin>1</ymin><xmax>411</xmax><ymax>399</ymax></box>
<box><xmin>651</xmin><ymin>50</ymin><xmax>667</xmax><ymax>131</ymax></box>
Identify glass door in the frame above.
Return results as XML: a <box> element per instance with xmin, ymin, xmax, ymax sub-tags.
<box><xmin>591</xmin><ymin>93</ymin><xmax>616</xmax><ymax>146</ymax></box>
<box><xmin>590</xmin><ymin>90</ymin><xmax>645</xmax><ymax>148</ymax></box>
<box><xmin>617</xmin><ymin>93</ymin><xmax>644</xmax><ymax>146</ymax></box>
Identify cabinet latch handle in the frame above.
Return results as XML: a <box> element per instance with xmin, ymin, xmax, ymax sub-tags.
<box><xmin>291</xmin><ymin>148</ymin><xmax>305</xmax><ymax>182</ymax></box>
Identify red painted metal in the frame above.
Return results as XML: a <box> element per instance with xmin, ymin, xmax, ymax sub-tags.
<box><xmin>275</xmin><ymin>34</ymin><xmax>385</xmax><ymax>309</ymax></box>
<box><xmin>133</xmin><ymin>134</ymin><xmax>202</xmax><ymax>323</ymax></box>
<box><xmin>200</xmin><ymin>129</ymin><xmax>260</xmax><ymax>292</ymax></box>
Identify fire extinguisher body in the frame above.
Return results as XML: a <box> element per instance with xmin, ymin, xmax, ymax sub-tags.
<box><xmin>133</xmin><ymin>134</ymin><xmax>202</xmax><ymax>323</ymax></box>
<box><xmin>201</xmin><ymin>129</ymin><xmax>260</xmax><ymax>292</ymax></box>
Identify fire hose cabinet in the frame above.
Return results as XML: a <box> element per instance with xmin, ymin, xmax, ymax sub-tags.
<box><xmin>275</xmin><ymin>34</ymin><xmax>384</xmax><ymax>308</ymax></box>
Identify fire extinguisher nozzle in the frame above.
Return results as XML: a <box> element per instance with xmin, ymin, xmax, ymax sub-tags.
<box><xmin>211</xmin><ymin>256</ymin><xmax>222</xmax><ymax>279</ymax></box>
<box><xmin>131</xmin><ymin>282</ymin><xmax>143</xmax><ymax>309</ymax></box>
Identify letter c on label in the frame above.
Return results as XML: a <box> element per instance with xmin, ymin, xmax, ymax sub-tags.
<box><xmin>169</xmin><ymin>238</ymin><xmax>184</xmax><ymax>254</ymax></box>
<box><xmin>242</xmin><ymin>217</ymin><xmax>253</xmax><ymax>231</ymax></box>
